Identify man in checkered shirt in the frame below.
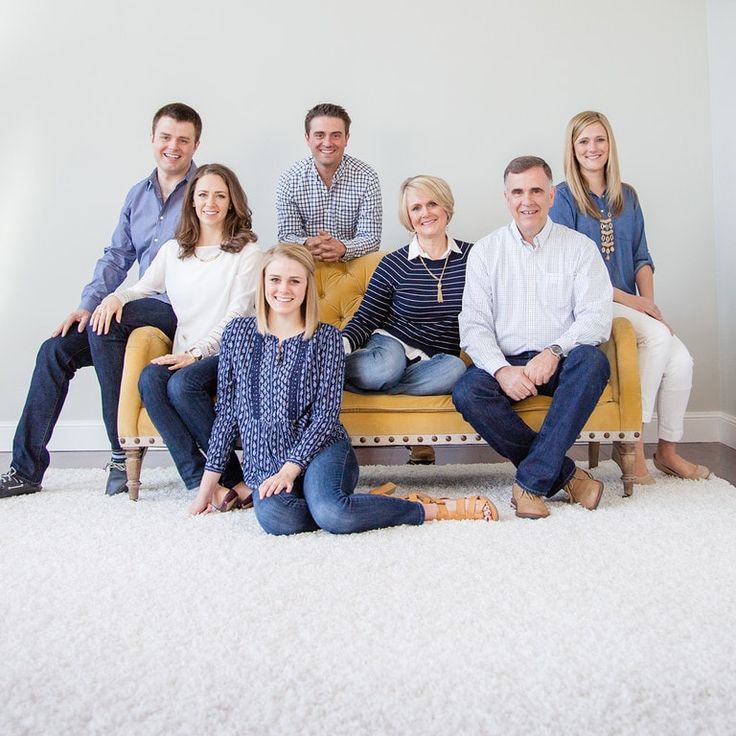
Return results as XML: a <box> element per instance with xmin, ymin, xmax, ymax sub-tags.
<box><xmin>276</xmin><ymin>103</ymin><xmax>382</xmax><ymax>262</ymax></box>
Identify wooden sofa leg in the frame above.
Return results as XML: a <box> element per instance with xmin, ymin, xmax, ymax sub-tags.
<box><xmin>588</xmin><ymin>441</ymin><xmax>600</xmax><ymax>469</ymax></box>
<box><xmin>612</xmin><ymin>440</ymin><xmax>635</xmax><ymax>498</ymax></box>
<box><xmin>126</xmin><ymin>448</ymin><xmax>146</xmax><ymax>501</ymax></box>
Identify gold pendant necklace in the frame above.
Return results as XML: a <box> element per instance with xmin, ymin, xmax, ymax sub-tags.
<box><xmin>194</xmin><ymin>248</ymin><xmax>224</xmax><ymax>263</ymax></box>
<box><xmin>599</xmin><ymin>213</ymin><xmax>615</xmax><ymax>261</ymax></box>
<box><xmin>419</xmin><ymin>252</ymin><xmax>451</xmax><ymax>303</ymax></box>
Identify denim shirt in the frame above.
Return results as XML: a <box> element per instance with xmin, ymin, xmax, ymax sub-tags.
<box><xmin>78</xmin><ymin>163</ymin><xmax>196</xmax><ymax>312</ymax></box>
<box><xmin>549</xmin><ymin>181</ymin><xmax>654</xmax><ymax>295</ymax></box>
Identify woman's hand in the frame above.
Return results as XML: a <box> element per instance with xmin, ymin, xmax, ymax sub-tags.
<box><xmin>258</xmin><ymin>462</ymin><xmax>302</xmax><ymax>500</ymax></box>
<box><xmin>189</xmin><ymin>470</ymin><xmax>222</xmax><ymax>515</ymax></box>
<box><xmin>90</xmin><ymin>295</ymin><xmax>123</xmax><ymax>335</ymax></box>
<box><xmin>151</xmin><ymin>353</ymin><xmax>196</xmax><ymax>371</ymax></box>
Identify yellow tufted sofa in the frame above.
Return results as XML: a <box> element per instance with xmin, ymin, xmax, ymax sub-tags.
<box><xmin>118</xmin><ymin>251</ymin><xmax>642</xmax><ymax>500</ymax></box>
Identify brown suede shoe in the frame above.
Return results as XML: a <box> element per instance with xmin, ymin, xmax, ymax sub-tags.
<box><xmin>511</xmin><ymin>483</ymin><xmax>550</xmax><ymax>519</ymax></box>
<box><xmin>564</xmin><ymin>468</ymin><xmax>604</xmax><ymax>510</ymax></box>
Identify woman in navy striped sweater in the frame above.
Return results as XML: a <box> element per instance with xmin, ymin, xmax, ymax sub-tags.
<box><xmin>342</xmin><ymin>176</ymin><xmax>471</xmax><ymax>396</ymax></box>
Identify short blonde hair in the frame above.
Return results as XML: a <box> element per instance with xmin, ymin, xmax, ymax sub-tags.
<box><xmin>563</xmin><ymin>110</ymin><xmax>625</xmax><ymax>219</ymax></box>
<box><xmin>255</xmin><ymin>244</ymin><xmax>319</xmax><ymax>340</ymax></box>
<box><xmin>398</xmin><ymin>175</ymin><xmax>454</xmax><ymax>232</ymax></box>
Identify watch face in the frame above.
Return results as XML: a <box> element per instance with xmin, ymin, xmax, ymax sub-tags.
<box><xmin>550</xmin><ymin>344</ymin><xmax>562</xmax><ymax>356</ymax></box>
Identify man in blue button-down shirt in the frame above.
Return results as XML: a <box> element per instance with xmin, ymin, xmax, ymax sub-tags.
<box><xmin>0</xmin><ymin>103</ymin><xmax>201</xmax><ymax>499</ymax></box>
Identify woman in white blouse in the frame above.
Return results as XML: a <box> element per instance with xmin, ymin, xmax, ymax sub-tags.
<box><xmin>92</xmin><ymin>164</ymin><xmax>262</xmax><ymax>509</ymax></box>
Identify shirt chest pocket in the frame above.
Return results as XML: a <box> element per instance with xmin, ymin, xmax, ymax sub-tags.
<box><xmin>538</xmin><ymin>272</ymin><xmax>574</xmax><ymax>310</ymax></box>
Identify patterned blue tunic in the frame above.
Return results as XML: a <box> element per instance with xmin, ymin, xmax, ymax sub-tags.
<box><xmin>205</xmin><ymin>317</ymin><xmax>348</xmax><ymax>489</ymax></box>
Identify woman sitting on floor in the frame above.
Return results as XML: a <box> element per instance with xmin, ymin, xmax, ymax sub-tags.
<box><xmin>189</xmin><ymin>244</ymin><xmax>498</xmax><ymax>531</ymax></box>
<box><xmin>550</xmin><ymin>111</ymin><xmax>709</xmax><ymax>482</ymax></box>
<box><xmin>91</xmin><ymin>164</ymin><xmax>262</xmax><ymax>508</ymax></box>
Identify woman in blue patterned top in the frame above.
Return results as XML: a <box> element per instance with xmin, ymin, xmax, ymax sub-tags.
<box><xmin>550</xmin><ymin>111</ymin><xmax>709</xmax><ymax>482</ymax></box>
<box><xmin>189</xmin><ymin>244</ymin><xmax>497</xmax><ymax>531</ymax></box>
<box><xmin>342</xmin><ymin>175</ymin><xmax>471</xmax><ymax>397</ymax></box>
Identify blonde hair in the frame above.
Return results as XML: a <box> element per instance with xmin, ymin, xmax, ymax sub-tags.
<box><xmin>398</xmin><ymin>175</ymin><xmax>454</xmax><ymax>232</ymax></box>
<box><xmin>255</xmin><ymin>244</ymin><xmax>319</xmax><ymax>339</ymax></box>
<box><xmin>563</xmin><ymin>110</ymin><xmax>625</xmax><ymax>219</ymax></box>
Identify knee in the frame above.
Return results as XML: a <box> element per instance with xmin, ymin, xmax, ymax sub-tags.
<box><xmin>346</xmin><ymin>351</ymin><xmax>404</xmax><ymax>391</ymax></box>
<box><xmin>138</xmin><ymin>363</ymin><xmax>167</xmax><ymax>398</ymax></box>
<box><xmin>567</xmin><ymin>345</ymin><xmax>610</xmax><ymax>383</ymax></box>
<box><xmin>639</xmin><ymin>318</ymin><xmax>673</xmax><ymax>350</ymax></box>
<box><xmin>167</xmin><ymin>367</ymin><xmax>204</xmax><ymax>403</ymax></box>
<box><xmin>667</xmin><ymin>339</ymin><xmax>694</xmax><ymax>381</ymax></box>
<box><xmin>452</xmin><ymin>368</ymin><xmax>494</xmax><ymax>412</ymax></box>
<box><xmin>254</xmin><ymin>496</ymin><xmax>309</xmax><ymax>536</ymax></box>
<box><xmin>309</xmin><ymin>499</ymin><xmax>358</xmax><ymax>535</ymax></box>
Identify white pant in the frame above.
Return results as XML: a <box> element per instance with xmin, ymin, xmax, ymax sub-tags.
<box><xmin>613</xmin><ymin>303</ymin><xmax>693</xmax><ymax>442</ymax></box>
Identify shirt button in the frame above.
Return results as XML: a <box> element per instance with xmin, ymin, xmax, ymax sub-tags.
<box><xmin>160</xmin><ymin>216</ymin><xmax>164</xmax><ymax>221</ymax></box>
<box><xmin>154</xmin><ymin>238</ymin><xmax>158</xmax><ymax>242</ymax></box>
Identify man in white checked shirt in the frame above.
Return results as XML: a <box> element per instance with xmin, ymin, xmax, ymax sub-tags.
<box><xmin>452</xmin><ymin>156</ymin><xmax>613</xmax><ymax>519</ymax></box>
<box><xmin>276</xmin><ymin>103</ymin><xmax>381</xmax><ymax>262</ymax></box>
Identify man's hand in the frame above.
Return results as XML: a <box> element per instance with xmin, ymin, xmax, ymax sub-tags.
<box><xmin>52</xmin><ymin>309</ymin><xmax>92</xmax><ymax>338</ymax></box>
<box><xmin>495</xmin><ymin>366</ymin><xmax>538</xmax><ymax>401</ymax></box>
<box><xmin>90</xmin><ymin>295</ymin><xmax>124</xmax><ymax>335</ymax></box>
<box><xmin>258</xmin><ymin>461</ymin><xmax>302</xmax><ymax>500</ymax></box>
<box><xmin>305</xmin><ymin>230</ymin><xmax>346</xmax><ymax>262</ymax></box>
<box><xmin>523</xmin><ymin>349</ymin><xmax>560</xmax><ymax>386</ymax></box>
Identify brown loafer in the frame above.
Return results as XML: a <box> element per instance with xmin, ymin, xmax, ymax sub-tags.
<box><xmin>407</xmin><ymin>445</ymin><xmax>436</xmax><ymax>465</ymax></box>
<box><xmin>652</xmin><ymin>454</ymin><xmax>711</xmax><ymax>481</ymax></box>
<box><xmin>564</xmin><ymin>468</ymin><xmax>603</xmax><ymax>510</ymax></box>
<box><xmin>511</xmin><ymin>483</ymin><xmax>549</xmax><ymax>519</ymax></box>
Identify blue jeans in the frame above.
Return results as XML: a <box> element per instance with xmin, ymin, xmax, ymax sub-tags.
<box><xmin>345</xmin><ymin>333</ymin><xmax>466</xmax><ymax>395</ymax></box>
<box><xmin>253</xmin><ymin>438</ymin><xmax>425</xmax><ymax>535</ymax></box>
<box><xmin>12</xmin><ymin>299</ymin><xmax>176</xmax><ymax>484</ymax></box>
<box><xmin>452</xmin><ymin>346</ymin><xmax>610</xmax><ymax>496</ymax></box>
<box><xmin>138</xmin><ymin>357</ymin><xmax>243</xmax><ymax>490</ymax></box>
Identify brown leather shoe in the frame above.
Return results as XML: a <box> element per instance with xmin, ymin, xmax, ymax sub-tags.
<box><xmin>511</xmin><ymin>483</ymin><xmax>549</xmax><ymax>519</ymax></box>
<box><xmin>564</xmin><ymin>468</ymin><xmax>603</xmax><ymax>510</ymax></box>
<box><xmin>407</xmin><ymin>445</ymin><xmax>436</xmax><ymax>465</ymax></box>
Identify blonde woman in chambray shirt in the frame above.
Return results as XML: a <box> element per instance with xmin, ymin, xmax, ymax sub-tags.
<box><xmin>550</xmin><ymin>111</ymin><xmax>709</xmax><ymax>483</ymax></box>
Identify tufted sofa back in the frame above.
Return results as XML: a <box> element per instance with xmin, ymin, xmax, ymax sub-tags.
<box><xmin>315</xmin><ymin>252</ymin><xmax>384</xmax><ymax>329</ymax></box>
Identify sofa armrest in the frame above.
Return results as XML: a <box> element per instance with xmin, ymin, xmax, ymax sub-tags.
<box><xmin>601</xmin><ymin>317</ymin><xmax>642</xmax><ymax>432</ymax></box>
<box><xmin>117</xmin><ymin>327</ymin><xmax>172</xmax><ymax>438</ymax></box>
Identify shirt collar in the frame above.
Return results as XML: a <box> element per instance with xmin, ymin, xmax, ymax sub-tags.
<box><xmin>147</xmin><ymin>161</ymin><xmax>197</xmax><ymax>197</ymax></box>
<box><xmin>407</xmin><ymin>235</ymin><xmax>461</xmax><ymax>260</ymax></box>
<box><xmin>509</xmin><ymin>216</ymin><xmax>554</xmax><ymax>249</ymax></box>
<box><xmin>309</xmin><ymin>154</ymin><xmax>348</xmax><ymax>183</ymax></box>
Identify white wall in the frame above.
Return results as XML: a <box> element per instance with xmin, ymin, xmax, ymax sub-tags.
<box><xmin>0</xmin><ymin>0</ymin><xmax>723</xmax><ymax>450</ymax></box>
<box><xmin>708</xmin><ymin>0</ymin><xmax>736</xmax><ymax>434</ymax></box>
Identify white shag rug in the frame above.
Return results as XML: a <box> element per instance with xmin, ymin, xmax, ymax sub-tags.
<box><xmin>1</xmin><ymin>460</ymin><xmax>735</xmax><ymax>736</ymax></box>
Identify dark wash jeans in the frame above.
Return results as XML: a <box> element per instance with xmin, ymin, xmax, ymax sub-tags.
<box><xmin>252</xmin><ymin>438</ymin><xmax>425</xmax><ymax>536</ymax></box>
<box><xmin>138</xmin><ymin>357</ymin><xmax>243</xmax><ymax>490</ymax></box>
<box><xmin>452</xmin><ymin>345</ymin><xmax>610</xmax><ymax>497</ymax></box>
<box><xmin>12</xmin><ymin>299</ymin><xmax>176</xmax><ymax>483</ymax></box>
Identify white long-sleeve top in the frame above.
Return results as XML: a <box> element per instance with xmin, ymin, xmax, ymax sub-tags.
<box><xmin>115</xmin><ymin>239</ymin><xmax>263</xmax><ymax>357</ymax></box>
<box><xmin>459</xmin><ymin>218</ymin><xmax>612</xmax><ymax>377</ymax></box>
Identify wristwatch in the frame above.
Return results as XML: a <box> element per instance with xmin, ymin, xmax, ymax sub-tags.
<box><xmin>546</xmin><ymin>344</ymin><xmax>563</xmax><ymax>358</ymax></box>
<box><xmin>188</xmin><ymin>347</ymin><xmax>203</xmax><ymax>361</ymax></box>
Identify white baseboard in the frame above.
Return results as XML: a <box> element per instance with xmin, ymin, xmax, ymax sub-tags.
<box><xmin>2</xmin><ymin>412</ymin><xmax>736</xmax><ymax>453</ymax></box>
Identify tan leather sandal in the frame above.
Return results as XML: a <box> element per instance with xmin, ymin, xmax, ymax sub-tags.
<box><xmin>406</xmin><ymin>492</ymin><xmax>498</xmax><ymax>522</ymax></box>
<box><xmin>369</xmin><ymin>482</ymin><xmax>397</xmax><ymax>496</ymax></box>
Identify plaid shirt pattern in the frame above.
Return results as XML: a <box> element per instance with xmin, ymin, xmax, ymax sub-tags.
<box><xmin>276</xmin><ymin>154</ymin><xmax>382</xmax><ymax>260</ymax></box>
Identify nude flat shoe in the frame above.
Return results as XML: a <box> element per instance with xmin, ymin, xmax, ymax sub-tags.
<box><xmin>611</xmin><ymin>444</ymin><xmax>656</xmax><ymax>485</ymax></box>
<box><xmin>652</xmin><ymin>454</ymin><xmax>711</xmax><ymax>481</ymax></box>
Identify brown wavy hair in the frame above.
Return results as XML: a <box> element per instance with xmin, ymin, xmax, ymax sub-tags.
<box><xmin>175</xmin><ymin>163</ymin><xmax>257</xmax><ymax>258</ymax></box>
